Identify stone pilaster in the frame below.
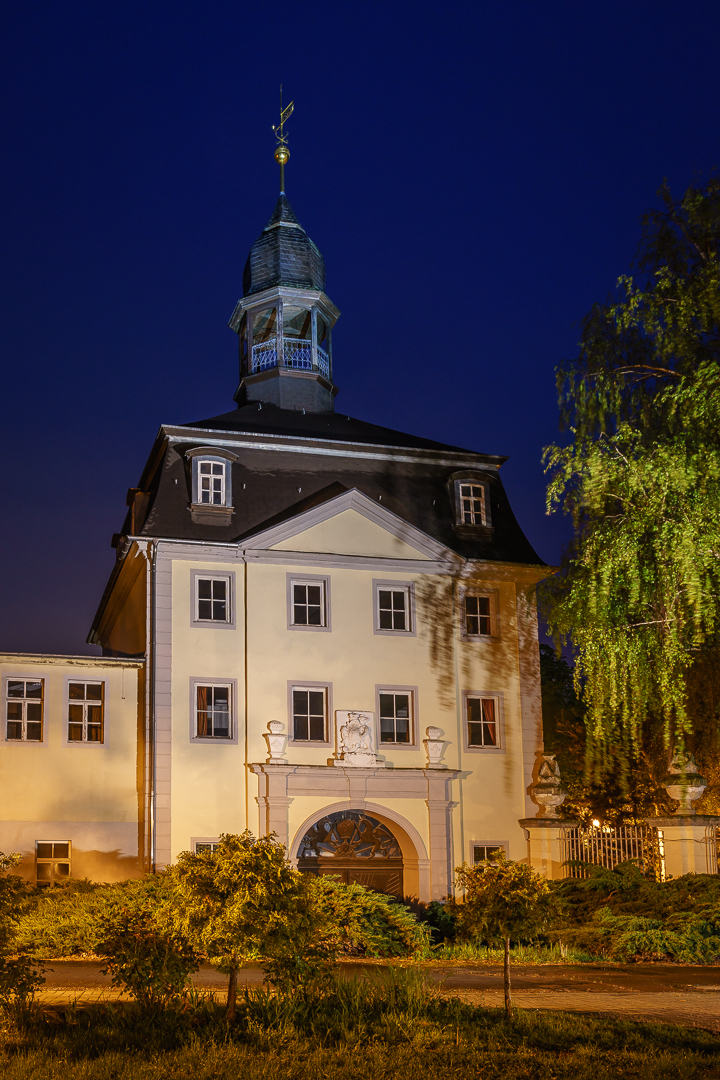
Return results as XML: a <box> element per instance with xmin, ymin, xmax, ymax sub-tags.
<box><xmin>648</xmin><ymin>816</ymin><xmax>719</xmax><ymax>878</ymax></box>
<box><xmin>519</xmin><ymin>818</ymin><xmax>577</xmax><ymax>881</ymax></box>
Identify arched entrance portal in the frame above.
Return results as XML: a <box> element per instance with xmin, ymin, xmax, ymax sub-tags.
<box><xmin>296</xmin><ymin>810</ymin><xmax>403</xmax><ymax>897</ymax></box>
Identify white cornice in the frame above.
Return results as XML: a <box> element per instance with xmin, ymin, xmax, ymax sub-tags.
<box><xmin>163</xmin><ymin>425</ymin><xmax>504</xmax><ymax>469</ymax></box>
<box><xmin>0</xmin><ymin>653</ymin><xmax>144</xmax><ymax>668</ymax></box>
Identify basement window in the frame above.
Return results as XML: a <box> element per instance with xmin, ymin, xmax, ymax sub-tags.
<box><xmin>36</xmin><ymin>841</ymin><xmax>71</xmax><ymax>887</ymax></box>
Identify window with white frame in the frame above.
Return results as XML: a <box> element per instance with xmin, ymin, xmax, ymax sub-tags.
<box><xmin>6</xmin><ymin>678</ymin><xmax>43</xmax><ymax>741</ymax></box>
<box><xmin>464</xmin><ymin>594</ymin><xmax>492</xmax><ymax>636</ymax></box>
<box><xmin>67</xmin><ymin>682</ymin><xmax>104</xmax><ymax>742</ymax></box>
<box><xmin>456</xmin><ymin>481</ymin><xmax>487</xmax><ymax>526</ymax></box>
<box><xmin>193</xmin><ymin>840</ymin><xmax>221</xmax><ymax>854</ymax></box>
<box><xmin>291</xmin><ymin>580</ymin><xmax>326</xmax><ymax>627</ymax></box>
<box><xmin>378</xmin><ymin>689</ymin><xmax>413</xmax><ymax>744</ymax></box>
<box><xmin>196</xmin><ymin>577</ymin><xmax>230</xmax><ymax>622</ymax></box>
<box><xmin>473</xmin><ymin>844</ymin><xmax>506</xmax><ymax>865</ymax></box>
<box><xmin>195</xmin><ymin>684</ymin><xmax>232</xmax><ymax>739</ymax></box>
<box><xmin>291</xmin><ymin>686</ymin><xmax>327</xmax><ymax>741</ymax></box>
<box><xmin>198</xmin><ymin>460</ymin><xmax>225</xmax><ymax>506</ymax></box>
<box><xmin>466</xmin><ymin>696</ymin><xmax>499</xmax><ymax>748</ymax></box>
<box><xmin>376</xmin><ymin>586</ymin><xmax>411</xmax><ymax>632</ymax></box>
<box><xmin>36</xmin><ymin>841</ymin><xmax>71</xmax><ymax>886</ymax></box>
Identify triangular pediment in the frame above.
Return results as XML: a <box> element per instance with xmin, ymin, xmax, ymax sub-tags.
<box><xmin>243</xmin><ymin>489</ymin><xmax>457</xmax><ymax>563</ymax></box>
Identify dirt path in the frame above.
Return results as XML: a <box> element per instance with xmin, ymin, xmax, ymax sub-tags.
<box><xmin>35</xmin><ymin>960</ymin><xmax>720</xmax><ymax>1031</ymax></box>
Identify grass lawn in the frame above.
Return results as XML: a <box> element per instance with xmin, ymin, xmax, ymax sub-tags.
<box><xmin>1</xmin><ymin>977</ymin><xmax>720</xmax><ymax>1080</ymax></box>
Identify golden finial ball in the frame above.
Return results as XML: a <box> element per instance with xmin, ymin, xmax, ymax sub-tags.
<box><xmin>274</xmin><ymin>146</ymin><xmax>290</xmax><ymax>166</ymax></box>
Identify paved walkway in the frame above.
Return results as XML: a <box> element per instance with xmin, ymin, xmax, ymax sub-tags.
<box><xmin>34</xmin><ymin>961</ymin><xmax>720</xmax><ymax>1031</ymax></box>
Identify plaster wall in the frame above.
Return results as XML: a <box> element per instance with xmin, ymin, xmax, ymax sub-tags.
<box><xmin>166</xmin><ymin>548</ymin><xmax>535</xmax><ymax>888</ymax></box>
<box><xmin>0</xmin><ymin>656</ymin><xmax>143</xmax><ymax>882</ymax></box>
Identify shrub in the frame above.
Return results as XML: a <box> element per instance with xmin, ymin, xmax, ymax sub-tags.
<box><xmin>97</xmin><ymin>910</ymin><xmax>200</xmax><ymax>1010</ymax></box>
<box><xmin>306</xmin><ymin>876</ymin><xmax>431</xmax><ymax>956</ymax></box>
<box><xmin>0</xmin><ymin>852</ymin><xmax>45</xmax><ymax>1005</ymax></box>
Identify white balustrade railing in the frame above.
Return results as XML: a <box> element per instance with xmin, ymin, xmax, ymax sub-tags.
<box><xmin>250</xmin><ymin>337</ymin><xmax>330</xmax><ymax>379</ymax></box>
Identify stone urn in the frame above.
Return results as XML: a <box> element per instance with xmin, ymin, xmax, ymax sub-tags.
<box><xmin>264</xmin><ymin>720</ymin><xmax>287</xmax><ymax>762</ymax></box>
<box><xmin>424</xmin><ymin>726</ymin><xmax>446</xmax><ymax>769</ymax></box>
<box><xmin>532</xmin><ymin>753</ymin><xmax>567</xmax><ymax>818</ymax></box>
<box><xmin>663</xmin><ymin>752</ymin><xmax>706</xmax><ymax>815</ymax></box>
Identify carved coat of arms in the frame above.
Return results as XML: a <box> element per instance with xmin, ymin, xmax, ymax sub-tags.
<box><xmin>335</xmin><ymin>710</ymin><xmax>378</xmax><ymax>767</ymax></box>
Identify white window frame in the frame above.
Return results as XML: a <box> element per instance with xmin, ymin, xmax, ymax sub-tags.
<box><xmin>375</xmin><ymin>684</ymin><xmax>418</xmax><ymax>748</ymax></box>
<box><xmin>4</xmin><ymin>676</ymin><xmax>44</xmax><ymax>743</ymax></box>
<box><xmin>470</xmin><ymin>841</ymin><xmax>508</xmax><ymax>866</ymax></box>
<box><xmin>190</xmin><ymin>570</ymin><xmax>235</xmax><ymax>630</ymax></box>
<box><xmin>372</xmin><ymin>580</ymin><xmax>416</xmax><ymax>636</ymax></box>
<box><xmin>460</xmin><ymin>588</ymin><xmax>499</xmax><ymax>639</ymax></box>
<box><xmin>191</xmin><ymin>838</ymin><xmax>221</xmax><ymax>854</ymax></box>
<box><xmin>198</xmin><ymin>459</ymin><xmax>226</xmax><ymax>506</ymax></box>
<box><xmin>36</xmin><ymin>840</ymin><xmax>71</xmax><ymax>887</ymax></box>
<box><xmin>186</xmin><ymin>449</ymin><xmax>236</xmax><ymax>510</ymax></box>
<box><xmin>288</xmin><ymin>682</ymin><xmax>331</xmax><ymax>744</ymax></box>
<box><xmin>286</xmin><ymin>574</ymin><xmax>331</xmax><ymax>632</ymax></box>
<box><xmin>64</xmin><ymin>678</ymin><xmax>106</xmax><ymax>746</ymax></box>
<box><xmin>453</xmin><ymin>479</ymin><xmax>492</xmax><ymax>527</ymax></box>
<box><xmin>190</xmin><ymin>679</ymin><xmax>237</xmax><ymax>742</ymax></box>
<box><xmin>462</xmin><ymin>690</ymin><xmax>505</xmax><ymax>754</ymax></box>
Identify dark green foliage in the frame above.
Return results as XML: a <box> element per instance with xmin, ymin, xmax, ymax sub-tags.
<box><xmin>404</xmin><ymin>898</ymin><xmax>457</xmax><ymax>944</ymax></box>
<box><xmin>554</xmin><ymin>862</ymin><xmax>720</xmax><ymax>961</ymax></box>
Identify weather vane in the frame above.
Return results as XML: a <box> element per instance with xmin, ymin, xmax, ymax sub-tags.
<box><xmin>272</xmin><ymin>85</ymin><xmax>294</xmax><ymax>193</ymax></box>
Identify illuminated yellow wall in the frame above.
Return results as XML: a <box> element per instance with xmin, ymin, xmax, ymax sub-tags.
<box><xmin>0</xmin><ymin>654</ymin><xmax>144</xmax><ymax>883</ymax></box>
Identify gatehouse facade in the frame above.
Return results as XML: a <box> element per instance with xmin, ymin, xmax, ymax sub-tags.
<box><xmin>1</xmin><ymin>155</ymin><xmax>553</xmax><ymax>899</ymax></box>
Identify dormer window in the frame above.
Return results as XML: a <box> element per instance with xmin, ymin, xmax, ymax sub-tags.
<box><xmin>199</xmin><ymin>460</ymin><xmax>225</xmax><ymax>506</ymax></box>
<box><xmin>449</xmin><ymin>474</ymin><xmax>493</xmax><ymax>533</ymax></box>
<box><xmin>458</xmin><ymin>483</ymin><xmax>487</xmax><ymax>525</ymax></box>
<box><xmin>185</xmin><ymin>447</ymin><xmax>238</xmax><ymax>526</ymax></box>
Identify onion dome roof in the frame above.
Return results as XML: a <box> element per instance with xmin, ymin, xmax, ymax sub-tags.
<box><xmin>242</xmin><ymin>193</ymin><xmax>326</xmax><ymax>297</ymax></box>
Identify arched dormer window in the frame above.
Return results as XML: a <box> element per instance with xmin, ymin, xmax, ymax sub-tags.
<box><xmin>184</xmin><ymin>447</ymin><xmax>238</xmax><ymax>526</ymax></box>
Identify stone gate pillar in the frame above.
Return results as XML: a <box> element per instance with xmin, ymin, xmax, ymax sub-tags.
<box><xmin>648</xmin><ymin>816</ymin><xmax>719</xmax><ymax>878</ymax></box>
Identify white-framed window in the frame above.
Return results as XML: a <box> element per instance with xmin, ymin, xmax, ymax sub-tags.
<box><xmin>466</xmin><ymin>695</ymin><xmax>499</xmax><ymax>748</ymax></box>
<box><xmin>186</xmin><ymin>450</ymin><xmax>236</xmax><ymax>512</ymax></box>
<box><xmin>190</xmin><ymin>571</ymin><xmax>235</xmax><ymax>630</ymax></box>
<box><xmin>287</xmin><ymin>575</ymin><xmax>331</xmax><ymax>632</ymax></box>
<box><xmin>472</xmin><ymin>843</ymin><xmax>507</xmax><ymax>866</ymax></box>
<box><xmin>290</xmin><ymin>685</ymin><xmax>328</xmax><ymax>742</ymax></box>
<box><xmin>457</xmin><ymin>482</ymin><xmax>487</xmax><ymax>525</ymax></box>
<box><xmin>68</xmin><ymin>682</ymin><xmax>104</xmax><ymax>743</ymax></box>
<box><xmin>197</xmin><ymin>577</ymin><xmax>229</xmax><ymax>622</ymax></box>
<box><xmin>372</xmin><ymin>580</ymin><xmax>415</xmax><ymax>636</ymax></box>
<box><xmin>464</xmin><ymin>594</ymin><xmax>492</xmax><ymax>636</ymax></box>
<box><xmin>377</xmin><ymin>687</ymin><xmax>414</xmax><ymax>745</ymax></box>
<box><xmin>195</xmin><ymin>684</ymin><xmax>232</xmax><ymax>739</ymax></box>
<box><xmin>5</xmin><ymin>678</ymin><xmax>43</xmax><ymax>742</ymax></box>
<box><xmin>198</xmin><ymin>460</ymin><xmax>225</xmax><ymax>506</ymax></box>
<box><xmin>36</xmin><ymin>841</ymin><xmax>71</xmax><ymax>887</ymax></box>
<box><xmin>192</xmin><ymin>839</ymin><xmax>221</xmax><ymax>854</ymax></box>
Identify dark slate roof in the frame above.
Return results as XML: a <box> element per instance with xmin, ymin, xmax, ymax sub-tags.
<box><xmin>114</xmin><ymin>405</ymin><xmax>543</xmax><ymax>567</ymax></box>
<box><xmin>242</xmin><ymin>194</ymin><xmax>325</xmax><ymax>296</ymax></box>
<box><xmin>184</xmin><ymin>402</ymin><xmax>506</xmax><ymax>457</ymax></box>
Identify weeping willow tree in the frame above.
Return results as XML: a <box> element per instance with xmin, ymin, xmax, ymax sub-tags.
<box><xmin>541</xmin><ymin>179</ymin><xmax>720</xmax><ymax>785</ymax></box>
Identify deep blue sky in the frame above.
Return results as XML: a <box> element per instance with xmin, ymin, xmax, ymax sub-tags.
<box><xmin>2</xmin><ymin>1</ymin><xmax>719</xmax><ymax>655</ymax></box>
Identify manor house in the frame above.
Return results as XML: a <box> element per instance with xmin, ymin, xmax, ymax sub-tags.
<box><xmin>1</xmin><ymin>161</ymin><xmax>549</xmax><ymax>899</ymax></box>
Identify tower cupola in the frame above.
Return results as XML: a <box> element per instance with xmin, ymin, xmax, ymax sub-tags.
<box><xmin>228</xmin><ymin>99</ymin><xmax>340</xmax><ymax>413</ymax></box>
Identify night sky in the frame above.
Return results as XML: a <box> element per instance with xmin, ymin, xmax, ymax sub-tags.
<box><xmin>2</xmin><ymin>2</ymin><xmax>719</xmax><ymax>655</ymax></box>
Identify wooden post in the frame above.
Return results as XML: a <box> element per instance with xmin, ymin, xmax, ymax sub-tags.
<box><xmin>503</xmin><ymin>936</ymin><xmax>513</xmax><ymax>1020</ymax></box>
